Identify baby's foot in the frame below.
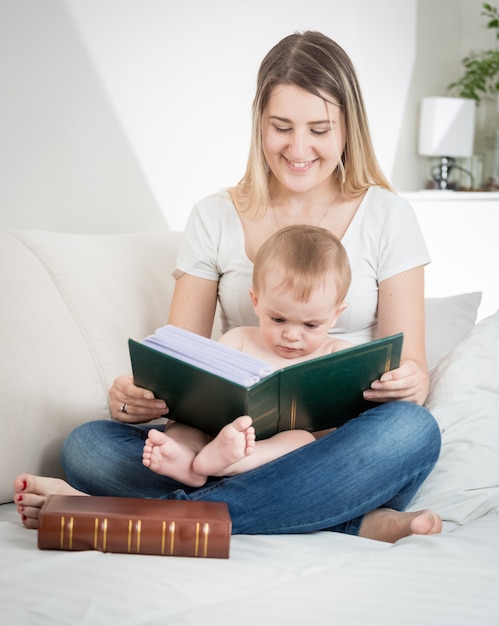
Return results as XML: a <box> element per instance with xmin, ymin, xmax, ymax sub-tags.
<box><xmin>193</xmin><ymin>415</ymin><xmax>255</xmax><ymax>477</ymax></box>
<box><xmin>13</xmin><ymin>473</ymin><xmax>86</xmax><ymax>529</ymax></box>
<box><xmin>142</xmin><ymin>429</ymin><xmax>207</xmax><ymax>487</ymax></box>
<box><xmin>359</xmin><ymin>508</ymin><xmax>443</xmax><ymax>543</ymax></box>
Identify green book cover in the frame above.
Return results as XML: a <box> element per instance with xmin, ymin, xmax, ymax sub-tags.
<box><xmin>129</xmin><ymin>333</ymin><xmax>403</xmax><ymax>439</ymax></box>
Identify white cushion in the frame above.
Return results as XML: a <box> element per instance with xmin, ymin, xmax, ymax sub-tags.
<box><xmin>425</xmin><ymin>292</ymin><xmax>481</xmax><ymax>369</ymax></box>
<box><xmin>410</xmin><ymin>309</ymin><xmax>499</xmax><ymax>522</ymax></box>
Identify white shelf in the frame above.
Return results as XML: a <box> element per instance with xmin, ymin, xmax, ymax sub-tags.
<box><xmin>401</xmin><ymin>191</ymin><xmax>499</xmax><ymax>203</ymax></box>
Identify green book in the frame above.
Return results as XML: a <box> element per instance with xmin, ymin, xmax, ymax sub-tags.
<box><xmin>128</xmin><ymin>328</ymin><xmax>403</xmax><ymax>440</ymax></box>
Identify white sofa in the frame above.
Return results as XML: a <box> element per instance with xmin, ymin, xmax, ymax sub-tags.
<box><xmin>1</xmin><ymin>229</ymin><xmax>498</xmax><ymax>625</ymax></box>
<box><xmin>0</xmin><ymin>230</ymin><xmax>182</xmax><ymax>497</ymax></box>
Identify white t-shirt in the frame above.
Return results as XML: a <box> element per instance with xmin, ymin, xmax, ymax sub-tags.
<box><xmin>175</xmin><ymin>187</ymin><xmax>430</xmax><ymax>345</ymax></box>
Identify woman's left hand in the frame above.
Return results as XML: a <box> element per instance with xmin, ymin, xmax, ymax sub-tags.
<box><xmin>363</xmin><ymin>359</ymin><xmax>429</xmax><ymax>405</ymax></box>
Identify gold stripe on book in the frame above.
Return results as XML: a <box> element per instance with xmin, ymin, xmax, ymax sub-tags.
<box><xmin>384</xmin><ymin>345</ymin><xmax>393</xmax><ymax>372</ymax></box>
<box><xmin>68</xmin><ymin>517</ymin><xmax>74</xmax><ymax>550</ymax></box>
<box><xmin>169</xmin><ymin>521</ymin><xmax>175</xmax><ymax>555</ymax></box>
<box><xmin>160</xmin><ymin>520</ymin><xmax>176</xmax><ymax>556</ymax></box>
<box><xmin>194</xmin><ymin>523</ymin><xmax>200</xmax><ymax>556</ymax></box>
<box><xmin>102</xmin><ymin>518</ymin><xmax>108</xmax><ymax>551</ymax></box>
<box><xmin>94</xmin><ymin>518</ymin><xmax>99</xmax><ymax>550</ymax></box>
<box><xmin>202</xmin><ymin>523</ymin><xmax>209</xmax><ymax>557</ymax></box>
<box><xmin>161</xmin><ymin>521</ymin><xmax>166</xmax><ymax>555</ymax></box>
<box><xmin>59</xmin><ymin>516</ymin><xmax>65</xmax><ymax>550</ymax></box>
<box><xmin>290</xmin><ymin>398</ymin><xmax>297</xmax><ymax>430</ymax></box>
<box><xmin>253</xmin><ymin>408</ymin><xmax>277</xmax><ymax>425</ymax></box>
<box><xmin>136</xmin><ymin>520</ymin><xmax>142</xmax><ymax>553</ymax></box>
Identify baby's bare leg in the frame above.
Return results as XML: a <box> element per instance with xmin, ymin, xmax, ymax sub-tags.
<box><xmin>194</xmin><ymin>419</ymin><xmax>314</xmax><ymax>477</ymax></box>
<box><xmin>193</xmin><ymin>416</ymin><xmax>256</xmax><ymax>477</ymax></box>
<box><xmin>142</xmin><ymin>424</ymin><xmax>210</xmax><ymax>487</ymax></box>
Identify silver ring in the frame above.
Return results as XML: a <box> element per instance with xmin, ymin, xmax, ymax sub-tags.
<box><xmin>120</xmin><ymin>403</ymin><xmax>128</xmax><ymax>414</ymax></box>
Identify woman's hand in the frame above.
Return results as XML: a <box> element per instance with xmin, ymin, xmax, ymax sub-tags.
<box><xmin>363</xmin><ymin>359</ymin><xmax>429</xmax><ymax>406</ymax></box>
<box><xmin>108</xmin><ymin>375</ymin><xmax>168</xmax><ymax>423</ymax></box>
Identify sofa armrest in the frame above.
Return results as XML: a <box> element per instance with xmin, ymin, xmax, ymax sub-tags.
<box><xmin>0</xmin><ymin>230</ymin><xmax>181</xmax><ymax>503</ymax></box>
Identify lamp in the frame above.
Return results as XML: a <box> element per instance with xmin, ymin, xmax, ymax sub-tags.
<box><xmin>418</xmin><ymin>97</ymin><xmax>476</xmax><ymax>189</ymax></box>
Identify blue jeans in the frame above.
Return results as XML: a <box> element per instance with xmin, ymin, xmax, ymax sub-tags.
<box><xmin>61</xmin><ymin>402</ymin><xmax>440</xmax><ymax>535</ymax></box>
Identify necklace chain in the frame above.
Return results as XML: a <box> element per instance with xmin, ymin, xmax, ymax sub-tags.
<box><xmin>271</xmin><ymin>191</ymin><xmax>341</xmax><ymax>230</ymax></box>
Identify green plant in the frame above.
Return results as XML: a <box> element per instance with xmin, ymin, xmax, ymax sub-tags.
<box><xmin>448</xmin><ymin>3</ymin><xmax>499</xmax><ymax>103</ymax></box>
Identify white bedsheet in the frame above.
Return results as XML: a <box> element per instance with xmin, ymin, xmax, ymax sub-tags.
<box><xmin>1</xmin><ymin>503</ymin><xmax>498</xmax><ymax>626</ymax></box>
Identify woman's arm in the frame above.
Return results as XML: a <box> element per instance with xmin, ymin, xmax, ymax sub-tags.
<box><xmin>364</xmin><ymin>265</ymin><xmax>429</xmax><ymax>405</ymax></box>
<box><xmin>108</xmin><ymin>273</ymin><xmax>219</xmax><ymax>422</ymax></box>
<box><xmin>167</xmin><ymin>273</ymin><xmax>219</xmax><ymax>337</ymax></box>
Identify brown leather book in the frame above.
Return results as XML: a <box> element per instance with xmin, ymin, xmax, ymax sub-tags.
<box><xmin>38</xmin><ymin>495</ymin><xmax>231</xmax><ymax>558</ymax></box>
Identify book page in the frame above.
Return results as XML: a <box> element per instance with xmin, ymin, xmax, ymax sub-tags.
<box><xmin>142</xmin><ymin>325</ymin><xmax>275</xmax><ymax>386</ymax></box>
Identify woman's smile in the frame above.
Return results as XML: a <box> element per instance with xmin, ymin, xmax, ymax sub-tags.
<box><xmin>284</xmin><ymin>156</ymin><xmax>318</xmax><ymax>172</ymax></box>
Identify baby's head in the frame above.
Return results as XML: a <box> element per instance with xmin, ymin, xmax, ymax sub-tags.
<box><xmin>251</xmin><ymin>226</ymin><xmax>351</xmax><ymax>359</ymax></box>
<box><xmin>252</xmin><ymin>225</ymin><xmax>351</xmax><ymax>304</ymax></box>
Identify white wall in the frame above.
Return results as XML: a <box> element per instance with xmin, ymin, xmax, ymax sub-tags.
<box><xmin>0</xmin><ymin>0</ymin><xmax>491</xmax><ymax>232</ymax></box>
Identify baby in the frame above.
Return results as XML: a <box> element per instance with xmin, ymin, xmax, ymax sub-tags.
<box><xmin>142</xmin><ymin>225</ymin><xmax>352</xmax><ymax>486</ymax></box>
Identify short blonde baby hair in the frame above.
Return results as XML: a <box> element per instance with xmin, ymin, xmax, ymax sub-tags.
<box><xmin>253</xmin><ymin>225</ymin><xmax>351</xmax><ymax>303</ymax></box>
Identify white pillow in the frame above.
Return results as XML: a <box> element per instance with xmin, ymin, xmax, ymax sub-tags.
<box><xmin>425</xmin><ymin>292</ymin><xmax>481</xmax><ymax>369</ymax></box>
<box><xmin>410</xmin><ymin>309</ymin><xmax>499</xmax><ymax>523</ymax></box>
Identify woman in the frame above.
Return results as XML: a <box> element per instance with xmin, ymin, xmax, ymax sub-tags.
<box><xmin>15</xmin><ymin>31</ymin><xmax>442</xmax><ymax>542</ymax></box>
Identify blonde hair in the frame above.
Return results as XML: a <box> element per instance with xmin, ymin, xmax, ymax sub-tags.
<box><xmin>253</xmin><ymin>225</ymin><xmax>351</xmax><ymax>303</ymax></box>
<box><xmin>229</xmin><ymin>31</ymin><xmax>392</xmax><ymax>218</ymax></box>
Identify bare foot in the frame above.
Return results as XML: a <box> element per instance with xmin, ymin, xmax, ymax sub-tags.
<box><xmin>13</xmin><ymin>473</ymin><xmax>86</xmax><ymax>530</ymax></box>
<box><xmin>142</xmin><ymin>429</ymin><xmax>207</xmax><ymax>487</ymax></box>
<box><xmin>359</xmin><ymin>507</ymin><xmax>443</xmax><ymax>543</ymax></box>
<box><xmin>193</xmin><ymin>415</ymin><xmax>256</xmax><ymax>477</ymax></box>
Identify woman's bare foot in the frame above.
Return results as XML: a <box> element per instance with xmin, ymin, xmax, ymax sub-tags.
<box><xmin>13</xmin><ymin>473</ymin><xmax>86</xmax><ymax>530</ymax></box>
<box><xmin>359</xmin><ymin>507</ymin><xmax>443</xmax><ymax>543</ymax></box>
<box><xmin>142</xmin><ymin>429</ymin><xmax>207</xmax><ymax>487</ymax></box>
<box><xmin>193</xmin><ymin>415</ymin><xmax>256</xmax><ymax>477</ymax></box>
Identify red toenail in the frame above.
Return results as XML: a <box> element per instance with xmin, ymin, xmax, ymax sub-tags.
<box><xmin>21</xmin><ymin>479</ymin><xmax>27</xmax><ymax>491</ymax></box>
<box><xmin>21</xmin><ymin>515</ymin><xmax>27</xmax><ymax>521</ymax></box>
<box><xmin>17</xmin><ymin>495</ymin><xmax>23</xmax><ymax>502</ymax></box>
